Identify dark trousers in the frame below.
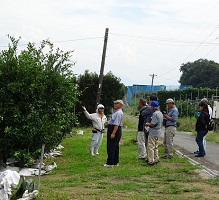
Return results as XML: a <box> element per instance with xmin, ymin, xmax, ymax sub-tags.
<box><xmin>196</xmin><ymin>130</ymin><xmax>208</xmax><ymax>155</ymax></box>
<box><xmin>106</xmin><ymin>124</ymin><xmax>122</xmax><ymax>165</ymax></box>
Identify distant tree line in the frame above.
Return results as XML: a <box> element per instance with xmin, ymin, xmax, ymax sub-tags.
<box><xmin>179</xmin><ymin>59</ymin><xmax>219</xmax><ymax>88</ymax></box>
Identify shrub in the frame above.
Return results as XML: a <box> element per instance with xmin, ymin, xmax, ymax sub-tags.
<box><xmin>0</xmin><ymin>36</ymin><xmax>79</xmax><ymax>162</ymax></box>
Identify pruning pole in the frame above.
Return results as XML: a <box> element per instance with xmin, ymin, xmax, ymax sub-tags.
<box><xmin>37</xmin><ymin>144</ymin><xmax>45</xmax><ymax>190</ymax></box>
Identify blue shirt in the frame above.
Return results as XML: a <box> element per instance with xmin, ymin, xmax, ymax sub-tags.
<box><xmin>149</xmin><ymin>110</ymin><xmax>163</xmax><ymax>137</ymax></box>
<box><xmin>166</xmin><ymin>106</ymin><xmax>178</xmax><ymax>127</ymax></box>
<box><xmin>109</xmin><ymin>109</ymin><xmax>124</xmax><ymax>126</ymax></box>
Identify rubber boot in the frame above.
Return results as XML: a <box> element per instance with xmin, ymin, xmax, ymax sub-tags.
<box><xmin>94</xmin><ymin>148</ymin><xmax>99</xmax><ymax>155</ymax></box>
<box><xmin>90</xmin><ymin>147</ymin><xmax>95</xmax><ymax>156</ymax></box>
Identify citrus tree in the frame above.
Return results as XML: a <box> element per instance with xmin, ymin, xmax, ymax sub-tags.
<box><xmin>0</xmin><ymin>36</ymin><xmax>79</xmax><ymax>163</ymax></box>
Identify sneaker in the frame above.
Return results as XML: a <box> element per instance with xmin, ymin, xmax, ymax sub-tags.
<box><xmin>103</xmin><ymin>164</ymin><xmax>114</xmax><ymax>167</ymax></box>
<box><xmin>147</xmin><ymin>162</ymin><xmax>155</xmax><ymax>166</ymax></box>
<box><xmin>114</xmin><ymin>163</ymin><xmax>119</xmax><ymax>166</ymax></box>
<box><xmin>194</xmin><ymin>150</ymin><xmax>199</xmax><ymax>154</ymax></box>
<box><xmin>91</xmin><ymin>153</ymin><xmax>95</xmax><ymax>156</ymax></box>
<box><xmin>154</xmin><ymin>160</ymin><xmax>160</xmax><ymax>164</ymax></box>
<box><xmin>95</xmin><ymin>152</ymin><xmax>99</xmax><ymax>155</ymax></box>
<box><xmin>194</xmin><ymin>151</ymin><xmax>205</xmax><ymax>156</ymax></box>
<box><xmin>161</xmin><ymin>155</ymin><xmax>173</xmax><ymax>159</ymax></box>
<box><xmin>195</xmin><ymin>154</ymin><xmax>204</xmax><ymax>157</ymax></box>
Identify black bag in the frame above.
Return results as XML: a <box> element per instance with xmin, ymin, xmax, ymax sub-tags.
<box><xmin>208</xmin><ymin>120</ymin><xmax>215</xmax><ymax>131</ymax></box>
<box><xmin>163</xmin><ymin>118</ymin><xmax>167</xmax><ymax>126</ymax></box>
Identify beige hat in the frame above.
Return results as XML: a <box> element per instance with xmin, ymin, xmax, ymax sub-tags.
<box><xmin>114</xmin><ymin>99</ymin><xmax>124</xmax><ymax>105</ymax></box>
<box><xmin>166</xmin><ymin>98</ymin><xmax>174</xmax><ymax>104</ymax></box>
<box><xmin>201</xmin><ymin>98</ymin><xmax>208</xmax><ymax>104</ymax></box>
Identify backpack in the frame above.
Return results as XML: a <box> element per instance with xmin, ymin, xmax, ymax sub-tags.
<box><xmin>208</xmin><ymin>119</ymin><xmax>215</xmax><ymax>131</ymax></box>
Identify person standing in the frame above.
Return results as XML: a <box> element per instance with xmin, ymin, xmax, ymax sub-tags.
<box><xmin>162</xmin><ymin>98</ymin><xmax>179</xmax><ymax>159</ymax></box>
<box><xmin>104</xmin><ymin>100</ymin><xmax>124</xmax><ymax>167</ymax></box>
<box><xmin>137</xmin><ymin>98</ymin><xmax>153</xmax><ymax>159</ymax></box>
<box><xmin>195</xmin><ymin>101</ymin><xmax>210</xmax><ymax>157</ymax></box>
<box><xmin>149</xmin><ymin>95</ymin><xmax>158</xmax><ymax>105</ymax></box>
<box><xmin>82</xmin><ymin>104</ymin><xmax>107</xmax><ymax>156</ymax></box>
<box><xmin>194</xmin><ymin>98</ymin><xmax>212</xmax><ymax>155</ymax></box>
<box><xmin>145</xmin><ymin>101</ymin><xmax>163</xmax><ymax>165</ymax></box>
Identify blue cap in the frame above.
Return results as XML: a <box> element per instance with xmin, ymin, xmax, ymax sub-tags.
<box><xmin>151</xmin><ymin>101</ymin><xmax>159</xmax><ymax>108</ymax></box>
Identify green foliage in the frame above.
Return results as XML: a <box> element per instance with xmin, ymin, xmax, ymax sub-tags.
<box><xmin>123</xmin><ymin>116</ymin><xmax>137</xmax><ymax>129</ymax></box>
<box><xmin>206</xmin><ymin>131</ymin><xmax>219</xmax><ymax>144</ymax></box>
<box><xmin>157</xmin><ymin>88</ymin><xmax>216</xmax><ymax>113</ymax></box>
<box><xmin>76</xmin><ymin>70</ymin><xmax>126</xmax><ymax>126</ymax></box>
<box><xmin>0</xmin><ymin>36</ymin><xmax>79</xmax><ymax>162</ymax></box>
<box><xmin>13</xmin><ymin>150</ymin><xmax>35</xmax><ymax>167</ymax></box>
<box><xmin>101</xmin><ymin>71</ymin><xmax>126</xmax><ymax>114</ymax></box>
<box><xmin>179</xmin><ymin>59</ymin><xmax>219</xmax><ymax>88</ymax></box>
<box><xmin>177</xmin><ymin>117</ymin><xmax>196</xmax><ymax>132</ymax></box>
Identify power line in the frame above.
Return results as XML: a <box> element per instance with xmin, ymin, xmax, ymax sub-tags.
<box><xmin>0</xmin><ymin>36</ymin><xmax>104</xmax><ymax>48</ymax></box>
<box><xmin>180</xmin><ymin>25</ymin><xmax>219</xmax><ymax>62</ymax></box>
<box><xmin>186</xmin><ymin>37</ymin><xmax>219</xmax><ymax>60</ymax></box>
<box><xmin>109</xmin><ymin>32</ymin><xmax>218</xmax><ymax>45</ymax></box>
<box><xmin>203</xmin><ymin>40</ymin><xmax>219</xmax><ymax>58</ymax></box>
<box><xmin>157</xmin><ymin>25</ymin><xmax>219</xmax><ymax>78</ymax></box>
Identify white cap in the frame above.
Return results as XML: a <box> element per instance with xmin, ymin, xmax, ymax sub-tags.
<box><xmin>113</xmin><ymin>99</ymin><xmax>124</xmax><ymax>105</ymax></box>
<box><xmin>97</xmin><ymin>104</ymin><xmax>104</xmax><ymax>109</ymax></box>
<box><xmin>166</xmin><ymin>98</ymin><xmax>174</xmax><ymax>104</ymax></box>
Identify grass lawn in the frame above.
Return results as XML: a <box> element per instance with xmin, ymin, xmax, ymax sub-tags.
<box><xmin>37</xmin><ymin>127</ymin><xmax>219</xmax><ymax>200</ymax></box>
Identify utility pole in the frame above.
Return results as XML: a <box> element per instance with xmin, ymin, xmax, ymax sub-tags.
<box><xmin>96</xmin><ymin>28</ymin><xmax>109</xmax><ymax>106</ymax></box>
<box><xmin>149</xmin><ymin>73</ymin><xmax>157</xmax><ymax>92</ymax></box>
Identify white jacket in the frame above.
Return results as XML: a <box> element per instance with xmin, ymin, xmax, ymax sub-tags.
<box><xmin>84</xmin><ymin>111</ymin><xmax>107</xmax><ymax>131</ymax></box>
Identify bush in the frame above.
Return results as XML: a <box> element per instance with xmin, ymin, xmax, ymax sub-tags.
<box><xmin>0</xmin><ymin>36</ymin><xmax>79</xmax><ymax>162</ymax></box>
<box><xmin>76</xmin><ymin>70</ymin><xmax>126</xmax><ymax>126</ymax></box>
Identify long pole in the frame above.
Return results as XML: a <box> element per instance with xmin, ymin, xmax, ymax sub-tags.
<box><xmin>96</xmin><ymin>28</ymin><xmax>109</xmax><ymax>106</ymax></box>
<box><xmin>37</xmin><ymin>144</ymin><xmax>45</xmax><ymax>190</ymax></box>
<box><xmin>149</xmin><ymin>73</ymin><xmax>157</xmax><ymax>93</ymax></box>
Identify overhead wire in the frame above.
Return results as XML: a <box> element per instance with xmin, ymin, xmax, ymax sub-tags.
<box><xmin>185</xmin><ymin>36</ymin><xmax>219</xmax><ymax>60</ymax></box>
<box><xmin>202</xmin><ymin>38</ymin><xmax>219</xmax><ymax>58</ymax></box>
<box><xmin>109</xmin><ymin>32</ymin><xmax>218</xmax><ymax>46</ymax></box>
<box><xmin>0</xmin><ymin>36</ymin><xmax>104</xmax><ymax>48</ymax></box>
<box><xmin>155</xmin><ymin>0</ymin><xmax>219</xmax><ymax>79</ymax></box>
<box><xmin>156</xmin><ymin>25</ymin><xmax>219</xmax><ymax>78</ymax></box>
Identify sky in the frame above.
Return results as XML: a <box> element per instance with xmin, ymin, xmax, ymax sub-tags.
<box><xmin>1</xmin><ymin>0</ymin><xmax>219</xmax><ymax>87</ymax></box>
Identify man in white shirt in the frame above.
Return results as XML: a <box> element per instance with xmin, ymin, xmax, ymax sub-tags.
<box><xmin>82</xmin><ymin>104</ymin><xmax>107</xmax><ymax>156</ymax></box>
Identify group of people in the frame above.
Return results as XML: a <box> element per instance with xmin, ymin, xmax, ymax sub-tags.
<box><xmin>82</xmin><ymin>95</ymin><xmax>212</xmax><ymax>167</ymax></box>
<box><xmin>137</xmin><ymin>95</ymin><xmax>178</xmax><ymax>165</ymax></box>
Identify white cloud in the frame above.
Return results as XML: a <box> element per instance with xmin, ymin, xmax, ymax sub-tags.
<box><xmin>1</xmin><ymin>0</ymin><xmax>219</xmax><ymax>86</ymax></box>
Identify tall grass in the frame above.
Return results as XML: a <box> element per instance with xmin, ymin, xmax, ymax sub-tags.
<box><xmin>177</xmin><ymin>117</ymin><xmax>196</xmax><ymax>132</ymax></box>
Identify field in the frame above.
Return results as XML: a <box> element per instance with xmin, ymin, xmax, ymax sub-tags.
<box><xmin>37</xmin><ymin>127</ymin><xmax>219</xmax><ymax>200</ymax></box>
